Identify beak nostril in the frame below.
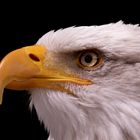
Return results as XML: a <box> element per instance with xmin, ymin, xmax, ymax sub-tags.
<box><xmin>29</xmin><ymin>53</ymin><xmax>40</xmax><ymax>62</ymax></box>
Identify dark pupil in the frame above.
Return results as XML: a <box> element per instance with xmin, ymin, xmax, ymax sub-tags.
<box><xmin>84</xmin><ymin>54</ymin><xmax>92</xmax><ymax>63</ymax></box>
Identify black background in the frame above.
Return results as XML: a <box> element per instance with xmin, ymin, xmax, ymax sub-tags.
<box><xmin>0</xmin><ymin>4</ymin><xmax>140</xmax><ymax>140</ymax></box>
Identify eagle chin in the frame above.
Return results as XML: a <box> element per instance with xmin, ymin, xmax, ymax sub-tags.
<box><xmin>0</xmin><ymin>21</ymin><xmax>140</xmax><ymax>140</ymax></box>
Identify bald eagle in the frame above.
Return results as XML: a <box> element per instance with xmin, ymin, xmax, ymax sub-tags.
<box><xmin>0</xmin><ymin>21</ymin><xmax>140</xmax><ymax>140</ymax></box>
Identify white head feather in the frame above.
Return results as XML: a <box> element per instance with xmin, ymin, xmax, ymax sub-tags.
<box><xmin>30</xmin><ymin>21</ymin><xmax>140</xmax><ymax>140</ymax></box>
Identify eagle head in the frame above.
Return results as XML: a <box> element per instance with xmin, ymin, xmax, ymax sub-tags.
<box><xmin>0</xmin><ymin>21</ymin><xmax>140</xmax><ymax>140</ymax></box>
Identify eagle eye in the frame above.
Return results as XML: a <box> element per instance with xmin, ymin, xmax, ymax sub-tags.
<box><xmin>77</xmin><ymin>49</ymin><xmax>104</xmax><ymax>70</ymax></box>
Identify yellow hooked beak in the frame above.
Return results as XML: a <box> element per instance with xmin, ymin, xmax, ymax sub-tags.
<box><xmin>0</xmin><ymin>45</ymin><xmax>92</xmax><ymax>104</ymax></box>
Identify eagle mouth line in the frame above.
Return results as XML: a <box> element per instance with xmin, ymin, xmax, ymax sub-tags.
<box><xmin>31</xmin><ymin>77</ymin><xmax>79</xmax><ymax>97</ymax></box>
<box><xmin>31</xmin><ymin>76</ymin><xmax>92</xmax><ymax>85</ymax></box>
<box><xmin>12</xmin><ymin>77</ymin><xmax>79</xmax><ymax>98</ymax></box>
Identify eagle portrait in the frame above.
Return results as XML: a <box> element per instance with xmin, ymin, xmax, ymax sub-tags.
<box><xmin>0</xmin><ymin>21</ymin><xmax>140</xmax><ymax>140</ymax></box>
